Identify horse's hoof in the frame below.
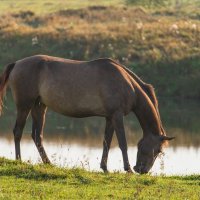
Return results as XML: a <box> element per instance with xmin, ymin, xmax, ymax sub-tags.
<box><xmin>100</xmin><ymin>165</ymin><xmax>108</xmax><ymax>173</ymax></box>
<box><xmin>43</xmin><ymin>159</ymin><xmax>51</xmax><ymax>165</ymax></box>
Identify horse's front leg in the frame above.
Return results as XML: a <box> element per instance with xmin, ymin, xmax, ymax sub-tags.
<box><xmin>100</xmin><ymin>117</ymin><xmax>114</xmax><ymax>172</ymax></box>
<box><xmin>112</xmin><ymin>111</ymin><xmax>132</xmax><ymax>173</ymax></box>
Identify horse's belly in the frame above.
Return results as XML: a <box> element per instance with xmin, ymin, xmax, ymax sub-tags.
<box><xmin>40</xmin><ymin>89</ymin><xmax>106</xmax><ymax>117</ymax></box>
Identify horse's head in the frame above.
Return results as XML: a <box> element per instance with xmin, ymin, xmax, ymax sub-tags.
<box><xmin>134</xmin><ymin>135</ymin><xmax>175</xmax><ymax>174</ymax></box>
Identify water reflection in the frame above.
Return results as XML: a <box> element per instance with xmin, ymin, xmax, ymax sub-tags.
<box><xmin>1</xmin><ymin>139</ymin><xmax>200</xmax><ymax>175</ymax></box>
<box><xmin>0</xmin><ymin>93</ymin><xmax>200</xmax><ymax>175</ymax></box>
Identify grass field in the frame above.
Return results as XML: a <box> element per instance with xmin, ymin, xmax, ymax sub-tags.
<box><xmin>0</xmin><ymin>157</ymin><xmax>199</xmax><ymax>199</ymax></box>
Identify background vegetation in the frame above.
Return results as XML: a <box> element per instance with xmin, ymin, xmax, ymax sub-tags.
<box><xmin>0</xmin><ymin>0</ymin><xmax>199</xmax><ymax>98</ymax></box>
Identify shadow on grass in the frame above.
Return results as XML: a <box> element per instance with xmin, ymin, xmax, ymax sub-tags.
<box><xmin>0</xmin><ymin>158</ymin><xmax>68</xmax><ymax>181</ymax></box>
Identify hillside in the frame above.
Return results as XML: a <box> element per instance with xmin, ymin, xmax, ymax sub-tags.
<box><xmin>0</xmin><ymin>3</ymin><xmax>200</xmax><ymax>97</ymax></box>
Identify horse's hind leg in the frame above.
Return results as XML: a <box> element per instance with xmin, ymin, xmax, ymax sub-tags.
<box><xmin>100</xmin><ymin>117</ymin><xmax>114</xmax><ymax>172</ymax></box>
<box><xmin>13</xmin><ymin>108</ymin><xmax>31</xmax><ymax>160</ymax></box>
<box><xmin>31</xmin><ymin>101</ymin><xmax>50</xmax><ymax>164</ymax></box>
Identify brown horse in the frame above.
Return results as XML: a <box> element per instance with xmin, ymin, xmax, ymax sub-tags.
<box><xmin>0</xmin><ymin>55</ymin><xmax>174</xmax><ymax>174</ymax></box>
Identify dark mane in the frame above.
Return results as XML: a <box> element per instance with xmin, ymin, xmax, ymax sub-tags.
<box><xmin>108</xmin><ymin>58</ymin><xmax>166</xmax><ymax>135</ymax></box>
<box><xmin>144</xmin><ymin>83</ymin><xmax>158</xmax><ymax>108</ymax></box>
<box><xmin>109</xmin><ymin>59</ymin><xmax>158</xmax><ymax>108</ymax></box>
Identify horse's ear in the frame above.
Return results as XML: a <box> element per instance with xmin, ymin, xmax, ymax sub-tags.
<box><xmin>160</xmin><ymin>135</ymin><xmax>175</xmax><ymax>141</ymax></box>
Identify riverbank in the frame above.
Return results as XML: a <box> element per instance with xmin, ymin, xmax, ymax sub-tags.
<box><xmin>0</xmin><ymin>3</ymin><xmax>200</xmax><ymax>98</ymax></box>
<box><xmin>0</xmin><ymin>158</ymin><xmax>199</xmax><ymax>199</ymax></box>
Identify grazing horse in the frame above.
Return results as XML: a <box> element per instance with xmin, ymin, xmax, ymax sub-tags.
<box><xmin>0</xmin><ymin>55</ymin><xmax>174</xmax><ymax>174</ymax></box>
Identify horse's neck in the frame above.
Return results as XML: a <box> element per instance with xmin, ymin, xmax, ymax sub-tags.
<box><xmin>134</xmin><ymin>89</ymin><xmax>161</xmax><ymax>136</ymax></box>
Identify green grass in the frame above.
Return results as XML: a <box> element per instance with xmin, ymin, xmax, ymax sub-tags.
<box><xmin>0</xmin><ymin>157</ymin><xmax>199</xmax><ymax>199</ymax></box>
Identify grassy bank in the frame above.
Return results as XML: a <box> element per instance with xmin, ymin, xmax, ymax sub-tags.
<box><xmin>0</xmin><ymin>2</ymin><xmax>200</xmax><ymax>98</ymax></box>
<box><xmin>0</xmin><ymin>0</ymin><xmax>124</xmax><ymax>15</ymax></box>
<box><xmin>0</xmin><ymin>158</ymin><xmax>199</xmax><ymax>199</ymax></box>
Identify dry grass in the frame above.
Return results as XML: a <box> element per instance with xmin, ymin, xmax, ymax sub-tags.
<box><xmin>1</xmin><ymin>6</ymin><xmax>199</xmax><ymax>62</ymax></box>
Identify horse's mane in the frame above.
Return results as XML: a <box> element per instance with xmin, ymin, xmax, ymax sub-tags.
<box><xmin>109</xmin><ymin>59</ymin><xmax>166</xmax><ymax>135</ymax></box>
<box><xmin>110</xmin><ymin>59</ymin><xmax>158</xmax><ymax>108</ymax></box>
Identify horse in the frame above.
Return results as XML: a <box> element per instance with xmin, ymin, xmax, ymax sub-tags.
<box><xmin>0</xmin><ymin>55</ymin><xmax>174</xmax><ymax>174</ymax></box>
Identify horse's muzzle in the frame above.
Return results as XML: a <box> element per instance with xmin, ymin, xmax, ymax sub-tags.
<box><xmin>133</xmin><ymin>165</ymin><xmax>148</xmax><ymax>174</ymax></box>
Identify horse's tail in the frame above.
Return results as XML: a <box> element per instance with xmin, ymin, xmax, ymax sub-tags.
<box><xmin>0</xmin><ymin>62</ymin><xmax>15</xmax><ymax>115</ymax></box>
